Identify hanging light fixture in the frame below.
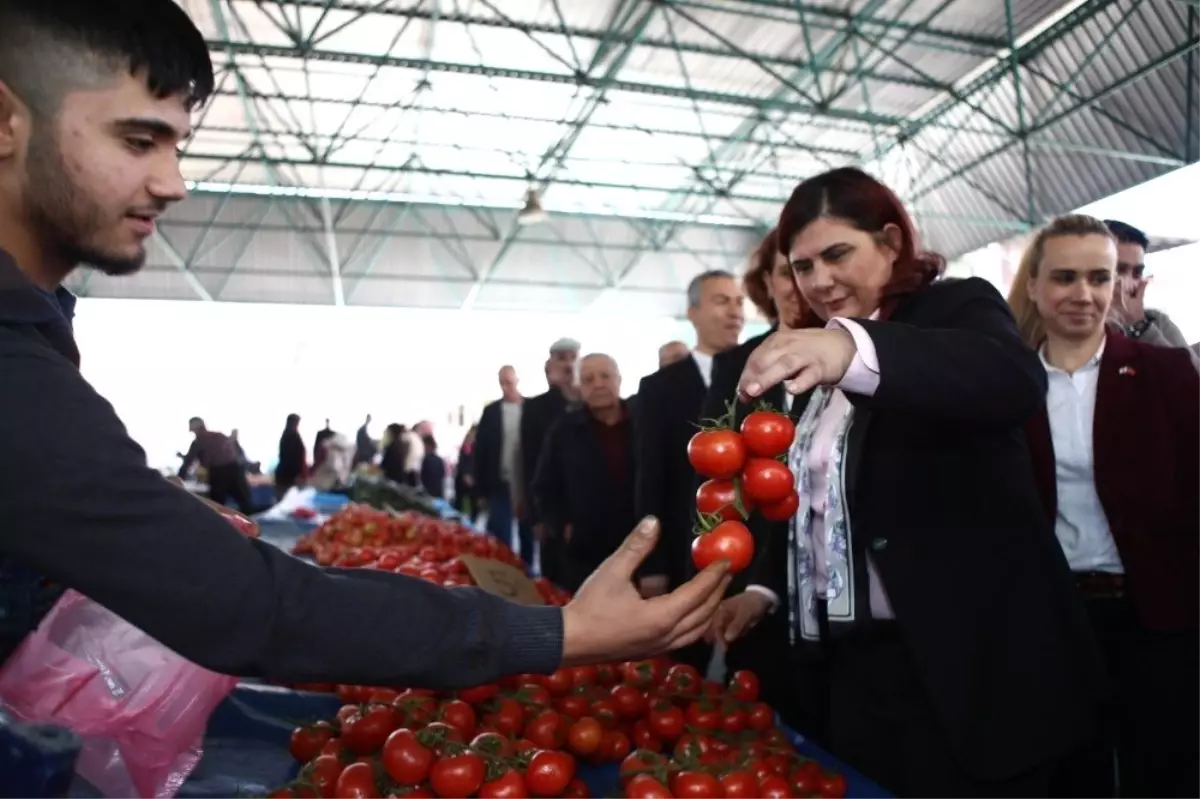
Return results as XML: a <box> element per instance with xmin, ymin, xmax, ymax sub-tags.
<box><xmin>517</xmin><ymin>188</ymin><xmax>548</xmax><ymax>226</ymax></box>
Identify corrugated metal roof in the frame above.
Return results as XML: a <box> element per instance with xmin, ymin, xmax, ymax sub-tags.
<box><xmin>86</xmin><ymin>0</ymin><xmax>1200</xmax><ymax>312</ymax></box>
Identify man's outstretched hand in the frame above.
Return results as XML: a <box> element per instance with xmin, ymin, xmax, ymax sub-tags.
<box><xmin>560</xmin><ymin>517</ymin><xmax>731</xmax><ymax>666</ymax></box>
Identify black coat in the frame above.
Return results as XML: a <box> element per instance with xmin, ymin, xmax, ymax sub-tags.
<box><xmin>276</xmin><ymin>430</ymin><xmax>306</xmax><ymax>483</ymax></box>
<box><xmin>531</xmin><ymin>405</ymin><xmax>637</xmax><ymax>575</ymax></box>
<box><xmin>519</xmin><ymin>388</ymin><xmax>571</xmax><ymax>524</ymax></box>
<box><xmin>633</xmin><ymin>355</ymin><xmax>708</xmax><ymax>588</ymax></box>
<box><xmin>746</xmin><ymin>277</ymin><xmax>1105</xmax><ymax>780</ymax></box>
<box><xmin>472</xmin><ymin>400</ymin><xmax>505</xmax><ymax>497</ymax></box>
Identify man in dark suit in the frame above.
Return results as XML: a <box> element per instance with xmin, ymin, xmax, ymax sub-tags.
<box><xmin>533</xmin><ymin>353</ymin><xmax>637</xmax><ymax>592</ymax></box>
<box><xmin>472</xmin><ymin>365</ymin><xmax>533</xmax><ymax>564</ymax></box>
<box><xmin>634</xmin><ymin>270</ymin><xmax>744</xmax><ymax>608</ymax></box>
<box><xmin>520</xmin><ymin>338</ymin><xmax>581</xmax><ymax>583</ymax></box>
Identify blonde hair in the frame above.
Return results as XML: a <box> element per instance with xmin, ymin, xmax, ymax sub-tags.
<box><xmin>1006</xmin><ymin>214</ymin><xmax>1116</xmax><ymax>347</ymax></box>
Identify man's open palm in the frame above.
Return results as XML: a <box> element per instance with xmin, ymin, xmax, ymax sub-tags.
<box><xmin>560</xmin><ymin>517</ymin><xmax>730</xmax><ymax>666</ymax></box>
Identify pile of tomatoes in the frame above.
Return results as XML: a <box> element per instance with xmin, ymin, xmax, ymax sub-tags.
<box><xmin>289</xmin><ymin>505</ymin><xmax>571</xmax><ymax>606</ymax></box>
<box><xmin>688</xmin><ymin>409</ymin><xmax>798</xmax><ymax>575</ymax></box>
<box><xmin>272</xmin><ymin>659</ymin><xmax>846</xmax><ymax>799</ymax></box>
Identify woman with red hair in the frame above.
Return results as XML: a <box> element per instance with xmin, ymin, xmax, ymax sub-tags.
<box><xmin>712</xmin><ymin>168</ymin><xmax>1105</xmax><ymax>796</ymax></box>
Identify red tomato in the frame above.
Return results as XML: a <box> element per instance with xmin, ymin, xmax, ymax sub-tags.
<box><xmin>619</xmin><ymin>750</ymin><xmax>665</xmax><ymax>786</ymax></box>
<box><xmin>759</xmin><ymin>774</ymin><xmax>792</xmax><ymax>798</ymax></box>
<box><xmin>631</xmin><ymin>720</ymin><xmax>662</xmax><ymax>752</ymax></box>
<box><xmin>470</xmin><ymin>731</ymin><xmax>514</xmax><ymax>759</ymax></box>
<box><xmin>478</xmin><ymin>768</ymin><xmax>528</xmax><ymax>799</ymax></box>
<box><xmin>789</xmin><ymin>761</ymin><xmax>821</xmax><ymax>797</ymax></box>
<box><xmin>740</xmin><ymin>410</ymin><xmax>796</xmax><ymax>457</ymax></box>
<box><xmin>687</xmin><ymin>429</ymin><xmax>747</xmax><ymax>480</ymax></box>
<box><xmin>664</xmin><ymin>664</ymin><xmax>702</xmax><ymax>697</ymax></box>
<box><xmin>556</xmin><ymin>692</ymin><xmax>592</xmax><ymax>718</ymax></box>
<box><xmin>619</xmin><ymin>659</ymin><xmax>663</xmax><ymax>688</ymax></box>
<box><xmin>457</xmin><ymin>683</ymin><xmax>499</xmax><ymax>706</ymax></box>
<box><xmin>671</xmin><ymin>770</ymin><xmax>721</xmax><ymax>799</ymax></box>
<box><xmin>394</xmin><ymin>692</ymin><xmax>438</xmax><ymax>728</ymax></box>
<box><xmin>567</xmin><ymin>717</ymin><xmax>604</xmax><ymax>756</ymax></box>
<box><xmin>691</xmin><ymin>521</ymin><xmax>754</xmax><ymax>573</ymax></box>
<box><xmin>438</xmin><ymin>699</ymin><xmax>477</xmax><ymax>737</ymax></box>
<box><xmin>307</xmin><ymin>754</ymin><xmax>344</xmax><ymax>798</ymax></box>
<box><xmin>381</xmin><ymin>729</ymin><xmax>434</xmax><ymax>785</ymax></box>
<box><xmin>524</xmin><ymin>710</ymin><xmax>568</xmax><ymax>750</ymax></box>
<box><xmin>610</xmin><ymin>685</ymin><xmax>649</xmax><ymax>719</ymax></box>
<box><xmin>760</xmin><ymin>490</ymin><xmax>799</xmax><ymax>522</ymax></box>
<box><xmin>429</xmin><ymin>752</ymin><xmax>485</xmax><ymax>798</ymax></box>
<box><xmin>746</xmin><ymin>701</ymin><xmax>774</xmax><ymax>732</ymax></box>
<box><xmin>695</xmin><ymin>478</ymin><xmax>751</xmax><ymax>522</ymax></box>
<box><xmin>598</xmin><ymin>729</ymin><xmax>632</xmax><ymax>763</ymax></box>
<box><xmin>720</xmin><ymin>706</ymin><xmax>747</xmax><ymax>734</ymax></box>
<box><xmin>624</xmin><ymin>774</ymin><xmax>672</xmax><ymax>799</ymax></box>
<box><xmin>590</xmin><ymin>698</ymin><xmax>620</xmax><ymax>729</ymax></box>
<box><xmin>525</xmin><ymin>750</ymin><xmax>577</xmax><ymax>798</ymax></box>
<box><xmin>491</xmin><ymin>698</ymin><xmax>526</xmax><ymax>738</ymax></box>
<box><xmin>545</xmin><ymin>668</ymin><xmax>575</xmax><ymax>696</ymax></box>
<box><xmin>720</xmin><ymin>770</ymin><xmax>759</xmax><ymax>799</ymax></box>
<box><xmin>683</xmin><ymin>701</ymin><xmax>719</xmax><ymax>733</ymax></box>
<box><xmin>741</xmin><ymin>458</ymin><xmax>794</xmax><ymax>504</ymax></box>
<box><xmin>564</xmin><ymin>777</ymin><xmax>591</xmax><ymax>798</ymax></box>
<box><xmin>817</xmin><ymin>772</ymin><xmax>848</xmax><ymax>798</ymax></box>
<box><xmin>647</xmin><ymin>702</ymin><xmax>685</xmax><ymax>741</ymax></box>
<box><xmin>417</xmin><ymin>722</ymin><xmax>466</xmax><ymax>753</ymax></box>
<box><xmin>342</xmin><ymin>704</ymin><xmax>399</xmax><ymax>754</ymax></box>
<box><xmin>570</xmin><ymin>665</ymin><xmax>598</xmax><ymax>687</ymax></box>
<box><xmin>729</xmin><ymin>670</ymin><xmax>761</xmax><ymax>702</ymax></box>
<box><xmin>290</xmin><ymin>721</ymin><xmax>336</xmax><ymax>763</ymax></box>
<box><xmin>334</xmin><ymin>762</ymin><xmax>380</xmax><ymax>799</ymax></box>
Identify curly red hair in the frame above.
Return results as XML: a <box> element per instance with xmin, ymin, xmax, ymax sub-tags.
<box><xmin>743</xmin><ymin>228</ymin><xmax>780</xmax><ymax>322</ymax></box>
<box><xmin>776</xmin><ymin>167</ymin><xmax>945</xmax><ymax>326</ymax></box>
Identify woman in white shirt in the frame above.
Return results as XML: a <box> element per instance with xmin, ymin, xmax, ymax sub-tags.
<box><xmin>1008</xmin><ymin>214</ymin><xmax>1199</xmax><ymax>799</ymax></box>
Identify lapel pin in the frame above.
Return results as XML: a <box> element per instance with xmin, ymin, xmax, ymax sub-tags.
<box><xmin>1118</xmin><ymin>366</ymin><xmax>1136</xmax><ymax>376</ymax></box>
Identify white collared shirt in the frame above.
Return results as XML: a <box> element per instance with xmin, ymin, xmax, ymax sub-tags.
<box><xmin>1040</xmin><ymin>338</ymin><xmax>1124</xmax><ymax>574</ymax></box>
<box><xmin>691</xmin><ymin>350</ymin><xmax>713</xmax><ymax>388</ymax></box>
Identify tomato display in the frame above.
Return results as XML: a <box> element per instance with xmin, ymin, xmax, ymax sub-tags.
<box><xmin>273</xmin><ymin>659</ymin><xmax>846</xmax><ymax>799</ymax></box>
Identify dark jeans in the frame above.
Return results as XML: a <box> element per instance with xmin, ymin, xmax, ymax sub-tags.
<box><xmin>485</xmin><ymin>484</ymin><xmax>535</xmax><ymax>570</ymax></box>
<box><xmin>208</xmin><ymin>463</ymin><xmax>253</xmax><ymax>514</ymax></box>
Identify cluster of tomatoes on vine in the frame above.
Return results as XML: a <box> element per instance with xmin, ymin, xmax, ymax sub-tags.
<box><xmin>271</xmin><ymin>658</ymin><xmax>841</xmax><ymax>799</ymax></box>
<box><xmin>688</xmin><ymin>406</ymin><xmax>798</xmax><ymax>575</ymax></box>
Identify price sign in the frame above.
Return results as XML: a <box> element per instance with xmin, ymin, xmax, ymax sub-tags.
<box><xmin>458</xmin><ymin>554</ymin><xmax>545</xmax><ymax>605</ymax></box>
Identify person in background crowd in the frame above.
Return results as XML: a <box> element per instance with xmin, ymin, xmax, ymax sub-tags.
<box><xmin>533</xmin><ymin>354</ymin><xmax>637</xmax><ymax>592</ymax></box>
<box><xmin>379</xmin><ymin>423</ymin><xmax>411</xmax><ymax>486</ymax></box>
<box><xmin>1103</xmin><ymin>220</ymin><xmax>1196</xmax><ymax>362</ymax></box>
<box><xmin>521</xmin><ymin>338</ymin><xmax>582</xmax><ymax>584</ymax></box>
<box><xmin>179</xmin><ymin>417</ymin><xmax>254</xmax><ymax>513</ymax></box>
<box><xmin>353</xmin><ymin>414</ymin><xmax>376</xmax><ymax>468</ymax></box>
<box><xmin>275</xmin><ymin>413</ymin><xmax>307</xmax><ymax>500</ymax></box>
<box><xmin>420</xmin><ymin>435</ymin><xmax>447</xmax><ymax>499</ymax></box>
<box><xmin>635</xmin><ymin>270</ymin><xmax>744</xmax><ymax>671</ymax></box>
<box><xmin>699</xmin><ymin>228</ymin><xmax>821</xmax><ymax>742</ymax></box>
<box><xmin>474</xmin><ymin>366</ymin><xmax>534</xmax><ymax>566</ymax></box>
<box><xmin>1007</xmin><ymin>215</ymin><xmax>1199</xmax><ymax>799</ymax></box>
<box><xmin>715</xmin><ymin>167</ymin><xmax>1105</xmax><ymax>797</ymax></box>
<box><xmin>0</xmin><ymin>0</ymin><xmax>733</xmax><ymax>699</ymax></box>
<box><xmin>657</xmin><ymin>340</ymin><xmax>690</xmax><ymax>369</ymax></box>
<box><xmin>453</xmin><ymin>424</ymin><xmax>479</xmax><ymax>518</ymax></box>
<box><xmin>312</xmin><ymin>418</ymin><xmax>334</xmax><ymax>471</ymax></box>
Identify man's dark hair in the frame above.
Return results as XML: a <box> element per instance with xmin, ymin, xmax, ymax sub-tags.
<box><xmin>0</xmin><ymin>0</ymin><xmax>214</xmax><ymax>117</ymax></box>
<box><xmin>1103</xmin><ymin>219</ymin><xmax>1150</xmax><ymax>250</ymax></box>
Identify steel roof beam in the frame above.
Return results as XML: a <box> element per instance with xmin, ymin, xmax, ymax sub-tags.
<box><xmin>205</xmin><ymin>40</ymin><xmax>909</xmax><ymax>127</ymax></box>
<box><xmin>263</xmin><ymin>0</ymin><xmax>990</xmax><ymax>78</ymax></box>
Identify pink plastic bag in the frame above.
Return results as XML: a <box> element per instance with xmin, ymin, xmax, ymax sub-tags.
<box><xmin>0</xmin><ymin>589</ymin><xmax>238</xmax><ymax>797</ymax></box>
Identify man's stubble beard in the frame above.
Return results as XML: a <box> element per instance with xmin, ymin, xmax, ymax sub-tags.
<box><xmin>24</xmin><ymin>132</ymin><xmax>146</xmax><ymax>277</ymax></box>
